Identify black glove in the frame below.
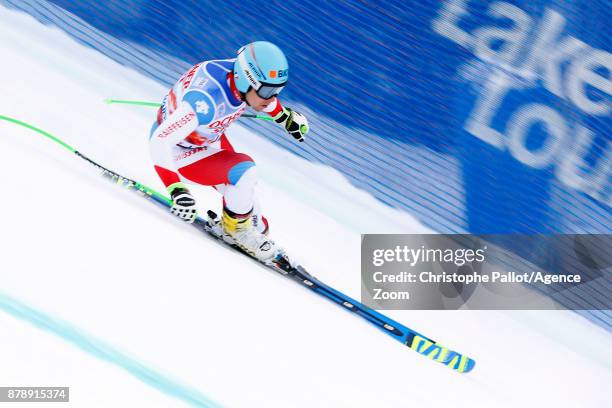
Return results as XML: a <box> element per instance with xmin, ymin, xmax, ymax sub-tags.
<box><xmin>169</xmin><ymin>185</ymin><xmax>197</xmax><ymax>223</ymax></box>
<box><xmin>273</xmin><ymin>107</ymin><xmax>309</xmax><ymax>142</ymax></box>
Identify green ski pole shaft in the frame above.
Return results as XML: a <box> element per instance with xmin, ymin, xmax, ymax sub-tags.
<box><xmin>104</xmin><ymin>99</ymin><xmax>273</xmax><ymax>121</ymax></box>
<box><xmin>0</xmin><ymin>115</ymin><xmax>172</xmax><ymax>209</ymax></box>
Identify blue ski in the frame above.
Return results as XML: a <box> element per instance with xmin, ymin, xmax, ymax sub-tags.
<box><xmin>195</xmin><ymin>211</ymin><xmax>476</xmax><ymax>373</ymax></box>
<box><xmin>87</xmin><ymin>157</ymin><xmax>475</xmax><ymax>374</ymax></box>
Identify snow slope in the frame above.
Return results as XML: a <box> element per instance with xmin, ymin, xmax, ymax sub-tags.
<box><xmin>0</xmin><ymin>5</ymin><xmax>610</xmax><ymax>408</ymax></box>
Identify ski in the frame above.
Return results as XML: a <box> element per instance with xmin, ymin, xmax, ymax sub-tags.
<box><xmin>196</xmin><ymin>211</ymin><xmax>475</xmax><ymax>373</ymax></box>
<box><xmin>86</xmin><ymin>156</ymin><xmax>475</xmax><ymax>373</ymax></box>
<box><xmin>1</xmin><ymin>115</ymin><xmax>475</xmax><ymax>373</ymax></box>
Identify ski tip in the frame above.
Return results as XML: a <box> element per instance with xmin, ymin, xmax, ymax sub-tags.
<box><xmin>444</xmin><ymin>351</ymin><xmax>476</xmax><ymax>373</ymax></box>
<box><xmin>103</xmin><ymin>98</ymin><xmax>112</xmax><ymax>104</ymax></box>
<box><xmin>407</xmin><ymin>335</ymin><xmax>475</xmax><ymax>373</ymax></box>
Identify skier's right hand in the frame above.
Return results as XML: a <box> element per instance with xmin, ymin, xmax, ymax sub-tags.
<box><xmin>169</xmin><ymin>184</ymin><xmax>197</xmax><ymax>223</ymax></box>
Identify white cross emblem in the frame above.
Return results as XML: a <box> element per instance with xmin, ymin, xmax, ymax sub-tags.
<box><xmin>195</xmin><ymin>100</ymin><xmax>210</xmax><ymax>114</ymax></box>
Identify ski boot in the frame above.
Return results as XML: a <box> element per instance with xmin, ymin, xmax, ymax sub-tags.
<box><xmin>251</xmin><ymin>212</ymin><xmax>269</xmax><ymax>235</ymax></box>
<box><xmin>221</xmin><ymin>207</ymin><xmax>280</xmax><ymax>262</ymax></box>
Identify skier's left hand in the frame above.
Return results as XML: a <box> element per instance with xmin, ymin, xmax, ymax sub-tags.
<box><xmin>273</xmin><ymin>107</ymin><xmax>309</xmax><ymax>142</ymax></box>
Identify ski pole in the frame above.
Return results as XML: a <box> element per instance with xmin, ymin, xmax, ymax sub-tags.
<box><xmin>0</xmin><ymin>115</ymin><xmax>173</xmax><ymax>210</ymax></box>
<box><xmin>104</xmin><ymin>99</ymin><xmax>274</xmax><ymax>121</ymax></box>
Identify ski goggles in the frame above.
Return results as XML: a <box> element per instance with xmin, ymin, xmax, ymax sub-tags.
<box><xmin>255</xmin><ymin>83</ymin><xmax>285</xmax><ymax>100</ymax></box>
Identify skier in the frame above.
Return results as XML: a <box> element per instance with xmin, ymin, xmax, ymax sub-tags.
<box><xmin>149</xmin><ymin>41</ymin><xmax>309</xmax><ymax>261</ymax></box>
